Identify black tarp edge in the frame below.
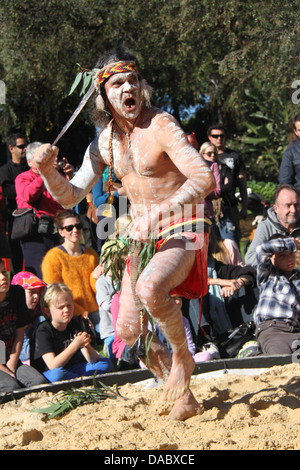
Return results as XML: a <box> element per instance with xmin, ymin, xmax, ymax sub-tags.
<box><xmin>0</xmin><ymin>354</ymin><xmax>293</xmax><ymax>405</ymax></box>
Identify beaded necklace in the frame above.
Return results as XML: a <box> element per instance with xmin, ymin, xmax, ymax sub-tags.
<box><xmin>103</xmin><ymin>120</ymin><xmax>115</xmax><ymax>217</ymax></box>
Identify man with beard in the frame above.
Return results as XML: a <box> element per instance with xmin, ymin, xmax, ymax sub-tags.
<box><xmin>245</xmin><ymin>184</ymin><xmax>300</xmax><ymax>267</ymax></box>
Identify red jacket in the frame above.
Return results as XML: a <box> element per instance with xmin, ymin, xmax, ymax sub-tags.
<box><xmin>15</xmin><ymin>169</ymin><xmax>63</xmax><ymax>218</ymax></box>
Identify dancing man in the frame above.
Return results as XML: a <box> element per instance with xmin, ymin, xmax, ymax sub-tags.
<box><xmin>33</xmin><ymin>46</ymin><xmax>215</xmax><ymax>420</ymax></box>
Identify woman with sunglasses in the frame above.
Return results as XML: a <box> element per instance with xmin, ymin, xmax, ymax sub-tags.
<box><xmin>41</xmin><ymin>209</ymin><xmax>104</xmax><ymax>338</ymax></box>
<box><xmin>199</xmin><ymin>142</ymin><xmax>222</xmax><ymax>229</ymax></box>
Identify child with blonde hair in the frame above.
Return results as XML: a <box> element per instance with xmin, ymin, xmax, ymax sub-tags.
<box><xmin>32</xmin><ymin>283</ymin><xmax>112</xmax><ymax>382</ymax></box>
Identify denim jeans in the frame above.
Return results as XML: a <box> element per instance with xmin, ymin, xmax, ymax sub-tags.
<box><xmin>43</xmin><ymin>358</ymin><xmax>113</xmax><ymax>383</ymax></box>
<box><xmin>218</xmin><ymin>207</ymin><xmax>236</xmax><ymax>241</ymax></box>
<box><xmin>103</xmin><ymin>335</ymin><xmax>115</xmax><ymax>359</ymax></box>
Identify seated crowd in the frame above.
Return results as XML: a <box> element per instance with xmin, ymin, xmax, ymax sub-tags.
<box><xmin>1</xmin><ymin>132</ymin><xmax>300</xmax><ymax>394</ymax></box>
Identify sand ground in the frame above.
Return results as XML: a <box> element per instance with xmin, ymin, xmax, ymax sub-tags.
<box><xmin>1</xmin><ymin>363</ymin><xmax>300</xmax><ymax>450</ymax></box>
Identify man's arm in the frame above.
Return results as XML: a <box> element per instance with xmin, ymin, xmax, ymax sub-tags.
<box><xmin>256</xmin><ymin>237</ymin><xmax>297</xmax><ymax>284</ymax></box>
<box><xmin>33</xmin><ymin>138</ymin><xmax>106</xmax><ymax>208</ymax></box>
<box><xmin>244</xmin><ymin>220</ymin><xmax>272</xmax><ymax>266</ymax></box>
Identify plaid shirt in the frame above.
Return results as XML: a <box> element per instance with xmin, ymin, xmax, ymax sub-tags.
<box><xmin>254</xmin><ymin>238</ymin><xmax>300</xmax><ymax>327</ymax></box>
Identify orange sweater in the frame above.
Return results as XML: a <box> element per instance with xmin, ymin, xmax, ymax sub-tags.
<box><xmin>41</xmin><ymin>246</ymin><xmax>99</xmax><ymax>316</ymax></box>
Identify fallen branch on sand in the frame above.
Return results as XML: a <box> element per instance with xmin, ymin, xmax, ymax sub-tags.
<box><xmin>31</xmin><ymin>375</ymin><xmax>127</xmax><ymax>420</ymax></box>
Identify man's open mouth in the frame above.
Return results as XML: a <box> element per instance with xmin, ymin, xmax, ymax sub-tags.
<box><xmin>124</xmin><ymin>97</ymin><xmax>136</xmax><ymax>109</ymax></box>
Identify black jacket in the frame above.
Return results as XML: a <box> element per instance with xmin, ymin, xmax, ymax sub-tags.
<box><xmin>0</xmin><ymin>160</ymin><xmax>29</xmax><ymax>213</ymax></box>
<box><xmin>279</xmin><ymin>139</ymin><xmax>300</xmax><ymax>191</ymax></box>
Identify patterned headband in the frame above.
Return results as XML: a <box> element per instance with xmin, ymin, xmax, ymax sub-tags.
<box><xmin>97</xmin><ymin>61</ymin><xmax>139</xmax><ymax>85</ymax></box>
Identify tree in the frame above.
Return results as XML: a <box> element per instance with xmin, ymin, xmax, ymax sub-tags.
<box><xmin>0</xmin><ymin>0</ymin><xmax>299</xmax><ymax>178</ymax></box>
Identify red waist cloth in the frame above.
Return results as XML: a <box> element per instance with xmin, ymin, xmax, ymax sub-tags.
<box><xmin>126</xmin><ymin>217</ymin><xmax>209</xmax><ymax>300</ymax></box>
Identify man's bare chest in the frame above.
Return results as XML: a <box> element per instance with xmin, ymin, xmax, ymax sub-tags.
<box><xmin>100</xmin><ymin>133</ymin><xmax>169</xmax><ymax>179</ymax></box>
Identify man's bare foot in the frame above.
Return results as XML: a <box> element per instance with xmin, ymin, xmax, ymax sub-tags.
<box><xmin>163</xmin><ymin>351</ymin><xmax>195</xmax><ymax>401</ymax></box>
<box><xmin>168</xmin><ymin>390</ymin><xmax>203</xmax><ymax>421</ymax></box>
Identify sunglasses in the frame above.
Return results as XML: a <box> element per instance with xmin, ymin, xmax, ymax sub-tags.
<box><xmin>210</xmin><ymin>134</ymin><xmax>224</xmax><ymax>139</ymax></box>
<box><xmin>15</xmin><ymin>144</ymin><xmax>27</xmax><ymax>149</ymax></box>
<box><xmin>62</xmin><ymin>223</ymin><xmax>83</xmax><ymax>232</ymax></box>
<box><xmin>204</xmin><ymin>152</ymin><xmax>216</xmax><ymax>157</ymax></box>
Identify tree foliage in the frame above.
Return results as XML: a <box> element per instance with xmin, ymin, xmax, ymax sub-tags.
<box><xmin>0</xmin><ymin>0</ymin><xmax>299</xmax><ymax>177</ymax></box>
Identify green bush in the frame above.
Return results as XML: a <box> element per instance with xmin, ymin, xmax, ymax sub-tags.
<box><xmin>247</xmin><ymin>181</ymin><xmax>277</xmax><ymax>204</ymax></box>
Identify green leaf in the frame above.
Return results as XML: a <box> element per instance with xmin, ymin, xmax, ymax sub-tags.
<box><xmin>68</xmin><ymin>71</ymin><xmax>83</xmax><ymax>96</ymax></box>
<box><xmin>31</xmin><ymin>376</ymin><xmax>127</xmax><ymax>420</ymax></box>
<box><xmin>244</xmin><ymin>121</ymin><xmax>261</xmax><ymax>135</ymax></box>
<box><xmin>80</xmin><ymin>72</ymin><xmax>93</xmax><ymax>96</ymax></box>
<box><xmin>242</xmin><ymin>136</ymin><xmax>268</xmax><ymax>145</ymax></box>
<box><xmin>250</xmin><ymin>111</ymin><xmax>274</xmax><ymax>122</ymax></box>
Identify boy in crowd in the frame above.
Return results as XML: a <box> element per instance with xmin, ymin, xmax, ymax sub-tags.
<box><xmin>254</xmin><ymin>236</ymin><xmax>300</xmax><ymax>354</ymax></box>
<box><xmin>0</xmin><ymin>259</ymin><xmax>48</xmax><ymax>392</ymax></box>
<box><xmin>33</xmin><ymin>283</ymin><xmax>112</xmax><ymax>382</ymax></box>
<box><xmin>11</xmin><ymin>271</ymin><xmax>47</xmax><ymax>365</ymax></box>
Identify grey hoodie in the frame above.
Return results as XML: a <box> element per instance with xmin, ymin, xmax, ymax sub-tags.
<box><xmin>245</xmin><ymin>206</ymin><xmax>300</xmax><ymax>267</ymax></box>
<box><xmin>95</xmin><ymin>274</ymin><xmax>117</xmax><ymax>339</ymax></box>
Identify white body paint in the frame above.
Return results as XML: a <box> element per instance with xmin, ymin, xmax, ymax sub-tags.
<box><xmin>34</xmin><ymin>67</ymin><xmax>215</xmax><ymax>418</ymax></box>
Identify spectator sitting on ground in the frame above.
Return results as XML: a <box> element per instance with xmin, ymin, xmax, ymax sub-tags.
<box><xmin>11</xmin><ymin>271</ymin><xmax>47</xmax><ymax>365</ymax></box>
<box><xmin>245</xmin><ymin>184</ymin><xmax>300</xmax><ymax>267</ymax></box>
<box><xmin>208</xmin><ymin>224</ymin><xmax>244</xmax><ymax>266</ymax></box>
<box><xmin>204</xmin><ymin>257</ymin><xmax>257</xmax><ymax>339</ymax></box>
<box><xmin>32</xmin><ymin>283</ymin><xmax>113</xmax><ymax>383</ymax></box>
<box><xmin>0</xmin><ymin>259</ymin><xmax>48</xmax><ymax>392</ymax></box>
<box><xmin>41</xmin><ymin>209</ymin><xmax>104</xmax><ymax>335</ymax></box>
<box><xmin>254</xmin><ymin>235</ymin><xmax>300</xmax><ymax>355</ymax></box>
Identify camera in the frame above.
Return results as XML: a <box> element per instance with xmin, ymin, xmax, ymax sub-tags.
<box><xmin>57</xmin><ymin>160</ymin><xmax>65</xmax><ymax>170</ymax></box>
<box><xmin>38</xmin><ymin>215</ymin><xmax>54</xmax><ymax>235</ymax></box>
